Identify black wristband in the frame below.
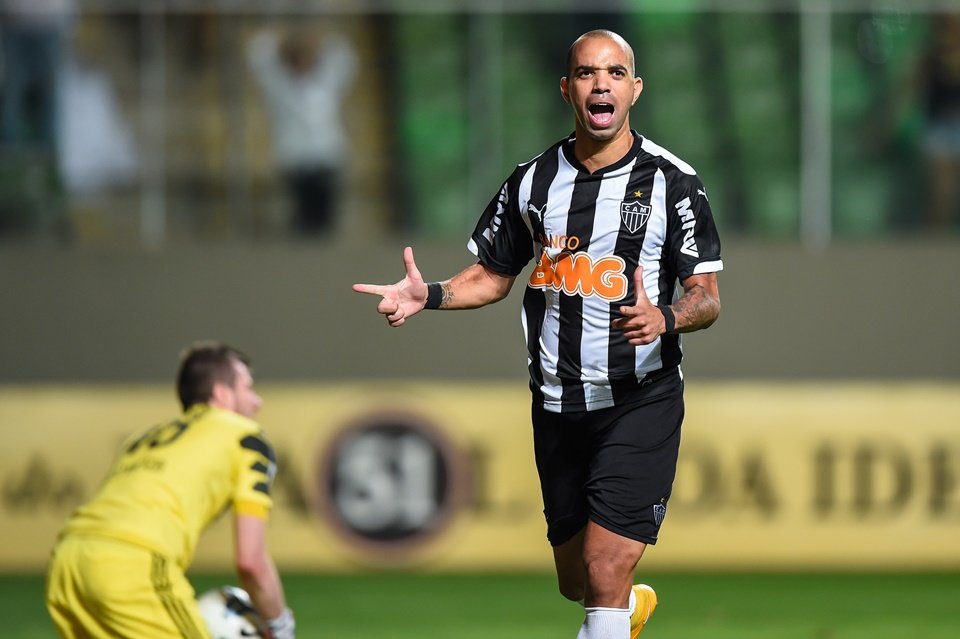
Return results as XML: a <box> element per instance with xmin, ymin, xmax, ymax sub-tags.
<box><xmin>658</xmin><ymin>304</ymin><xmax>676</xmax><ymax>334</ymax></box>
<box><xmin>425</xmin><ymin>282</ymin><xmax>443</xmax><ymax>310</ymax></box>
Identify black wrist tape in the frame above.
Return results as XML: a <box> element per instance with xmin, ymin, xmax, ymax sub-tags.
<box><xmin>425</xmin><ymin>282</ymin><xmax>443</xmax><ymax>309</ymax></box>
<box><xmin>659</xmin><ymin>304</ymin><xmax>676</xmax><ymax>334</ymax></box>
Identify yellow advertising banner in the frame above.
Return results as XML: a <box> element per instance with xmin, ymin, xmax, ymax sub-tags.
<box><xmin>1</xmin><ymin>382</ymin><xmax>958</xmax><ymax>572</ymax></box>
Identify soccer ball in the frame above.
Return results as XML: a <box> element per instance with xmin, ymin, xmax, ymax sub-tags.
<box><xmin>197</xmin><ymin>586</ymin><xmax>264</xmax><ymax>639</ymax></box>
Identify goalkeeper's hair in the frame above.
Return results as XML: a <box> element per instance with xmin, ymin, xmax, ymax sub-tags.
<box><xmin>176</xmin><ymin>341</ymin><xmax>251</xmax><ymax>410</ymax></box>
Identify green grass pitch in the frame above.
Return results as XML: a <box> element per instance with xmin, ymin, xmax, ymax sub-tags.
<box><xmin>6</xmin><ymin>572</ymin><xmax>959</xmax><ymax>638</ymax></box>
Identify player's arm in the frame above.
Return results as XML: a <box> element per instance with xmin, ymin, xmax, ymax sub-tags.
<box><xmin>234</xmin><ymin>513</ymin><xmax>295</xmax><ymax>639</ymax></box>
<box><xmin>613</xmin><ymin>267</ymin><xmax>720</xmax><ymax>345</ymax></box>
<box><xmin>352</xmin><ymin>246</ymin><xmax>515</xmax><ymax>327</ymax></box>
<box><xmin>430</xmin><ymin>261</ymin><xmax>515</xmax><ymax>309</ymax></box>
<box><xmin>669</xmin><ymin>271</ymin><xmax>720</xmax><ymax>333</ymax></box>
<box><xmin>616</xmin><ymin>173</ymin><xmax>722</xmax><ymax>344</ymax></box>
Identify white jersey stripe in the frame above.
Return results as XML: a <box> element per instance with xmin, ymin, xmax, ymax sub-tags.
<box><xmin>537</xmin><ymin>147</ymin><xmax>577</xmax><ymax>408</ymax></box>
<box><xmin>633</xmin><ymin>167</ymin><xmax>669</xmax><ymax>380</ymax></box>
<box><xmin>693</xmin><ymin>259</ymin><xmax>724</xmax><ymax>274</ymax></box>
<box><xmin>518</xmin><ymin>160</ymin><xmax>537</xmax><ymax>254</ymax></box>
<box><xmin>641</xmin><ymin>137</ymin><xmax>697</xmax><ymax>175</ymax></box>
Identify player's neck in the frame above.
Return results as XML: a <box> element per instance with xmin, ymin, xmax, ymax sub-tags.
<box><xmin>573</xmin><ymin>126</ymin><xmax>635</xmax><ymax>174</ymax></box>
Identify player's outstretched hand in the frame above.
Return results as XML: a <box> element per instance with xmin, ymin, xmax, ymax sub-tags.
<box><xmin>611</xmin><ymin>265</ymin><xmax>666</xmax><ymax>345</ymax></box>
<box><xmin>352</xmin><ymin>246</ymin><xmax>429</xmax><ymax>327</ymax></box>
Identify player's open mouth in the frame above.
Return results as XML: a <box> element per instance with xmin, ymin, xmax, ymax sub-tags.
<box><xmin>588</xmin><ymin>103</ymin><xmax>615</xmax><ymax>127</ymax></box>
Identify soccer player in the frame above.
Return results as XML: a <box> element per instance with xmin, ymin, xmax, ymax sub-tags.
<box><xmin>354</xmin><ymin>30</ymin><xmax>722</xmax><ymax>638</ymax></box>
<box><xmin>45</xmin><ymin>342</ymin><xmax>295</xmax><ymax>639</ymax></box>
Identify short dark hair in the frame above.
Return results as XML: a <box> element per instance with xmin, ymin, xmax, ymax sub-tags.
<box><xmin>176</xmin><ymin>341</ymin><xmax>251</xmax><ymax>410</ymax></box>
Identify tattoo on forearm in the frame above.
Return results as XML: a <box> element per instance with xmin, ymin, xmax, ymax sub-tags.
<box><xmin>439</xmin><ymin>283</ymin><xmax>455</xmax><ymax>309</ymax></box>
<box><xmin>671</xmin><ymin>284</ymin><xmax>720</xmax><ymax>332</ymax></box>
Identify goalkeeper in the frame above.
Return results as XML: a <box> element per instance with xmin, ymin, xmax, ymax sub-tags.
<box><xmin>45</xmin><ymin>342</ymin><xmax>295</xmax><ymax>639</ymax></box>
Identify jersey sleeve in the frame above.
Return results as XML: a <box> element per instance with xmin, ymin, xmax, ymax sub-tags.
<box><xmin>664</xmin><ymin>172</ymin><xmax>723</xmax><ymax>281</ymax></box>
<box><xmin>233</xmin><ymin>430</ymin><xmax>277</xmax><ymax>520</ymax></box>
<box><xmin>467</xmin><ymin>169</ymin><xmax>534</xmax><ymax>276</ymax></box>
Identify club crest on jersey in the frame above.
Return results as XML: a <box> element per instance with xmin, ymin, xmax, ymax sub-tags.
<box><xmin>620</xmin><ymin>200</ymin><xmax>650</xmax><ymax>234</ymax></box>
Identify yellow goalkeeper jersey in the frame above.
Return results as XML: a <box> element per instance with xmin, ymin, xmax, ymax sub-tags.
<box><xmin>62</xmin><ymin>404</ymin><xmax>276</xmax><ymax>569</ymax></box>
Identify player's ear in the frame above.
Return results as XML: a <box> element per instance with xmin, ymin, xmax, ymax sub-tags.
<box><xmin>208</xmin><ymin>381</ymin><xmax>232</xmax><ymax>409</ymax></box>
<box><xmin>560</xmin><ymin>76</ymin><xmax>571</xmax><ymax>104</ymax></box>
<box><xmin>632</xmin><ymin>76</ymin><xmax>643</xmax><ymax>106</ymax></box>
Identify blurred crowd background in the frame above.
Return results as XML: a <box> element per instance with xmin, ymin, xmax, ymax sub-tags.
<box><xmin>1</xmin><ymin>0</ymin><xmax>958</xmax><ymax>249</ymax></box>
<box><xmin>1</xmin><ymin>0</ymin><xmax>959</xmax><ymax>581</ymax></box>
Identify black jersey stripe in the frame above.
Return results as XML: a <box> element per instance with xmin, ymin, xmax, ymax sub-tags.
<box><xmin>523</xmin><ymin>287</ymin><xmax>548</xmax><ymax>397</ymax></box>
<box><xmin>657</xmin><ymin>194</ymin><xmax>683</xmax><ymax>371</ymax></box>
<box><xmin>523</xmin><ymin>143</ymin><xmax>562</xmax><ymax>395</ymax></box>
<box><xmin>558</xmin><ymin>171</ymin><xmax>602</xmax><ymax>408</ymax></box>
<box><xmin>240</xmin><ymin>434</ymin><xmax>276</xmax><ymax>464</ymax></box>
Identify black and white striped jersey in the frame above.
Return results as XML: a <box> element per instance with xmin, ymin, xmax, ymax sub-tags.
<box><xmin>468</xmin><ymin>132</ymin><xmax>723</xmax><ymax>413</ymax></box>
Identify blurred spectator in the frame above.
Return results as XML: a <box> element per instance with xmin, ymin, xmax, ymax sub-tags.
<box><xmin>0</xmin><ymin>0</ymin><xmax>74</xmax><ymax>236</ymax></box>
<box><xmin>56</xmin><ymin>20</ymin><xmax>138</xmax><ymax>198</ymax></box>
<box><xmin>247</xmin><ymin>27</ymin><xmax>357</xmax><ymax>237</ymax></box>
<box><xmin>0</xmin><ymin>0</ymin><xmax>73</xmax><ymax>146</ymax></box>
<box><xmin>917</xmin><ymin>13</ymin><xmax>960</xmax><ymax>231</ymax></box>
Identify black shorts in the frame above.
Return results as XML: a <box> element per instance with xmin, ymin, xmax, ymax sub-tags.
<box><xmin>532</xmin><ymin>374</ymin><xmax>684</xmax><ymax>547</ymax></box>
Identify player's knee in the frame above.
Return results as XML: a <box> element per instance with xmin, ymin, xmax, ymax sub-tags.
<box><xmin>557</xmin><ymin>578</ymin><xmax>584</xmax><ymax>602</ymax></box>
<box><xmin>583</xmin><ymin>555</ymin><xmax>618</xmax><ymax>585</ymax></box>
<box><xmin>582</xmin><ymin>556</ymin><xmax>631</xmax><ymax>602</ymax></box>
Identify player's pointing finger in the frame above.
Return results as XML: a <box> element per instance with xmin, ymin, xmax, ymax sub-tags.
<box><xmin>352</xmin><ymin>283</ymin><xmax>389</xmax><ymax>296</ymax></box>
